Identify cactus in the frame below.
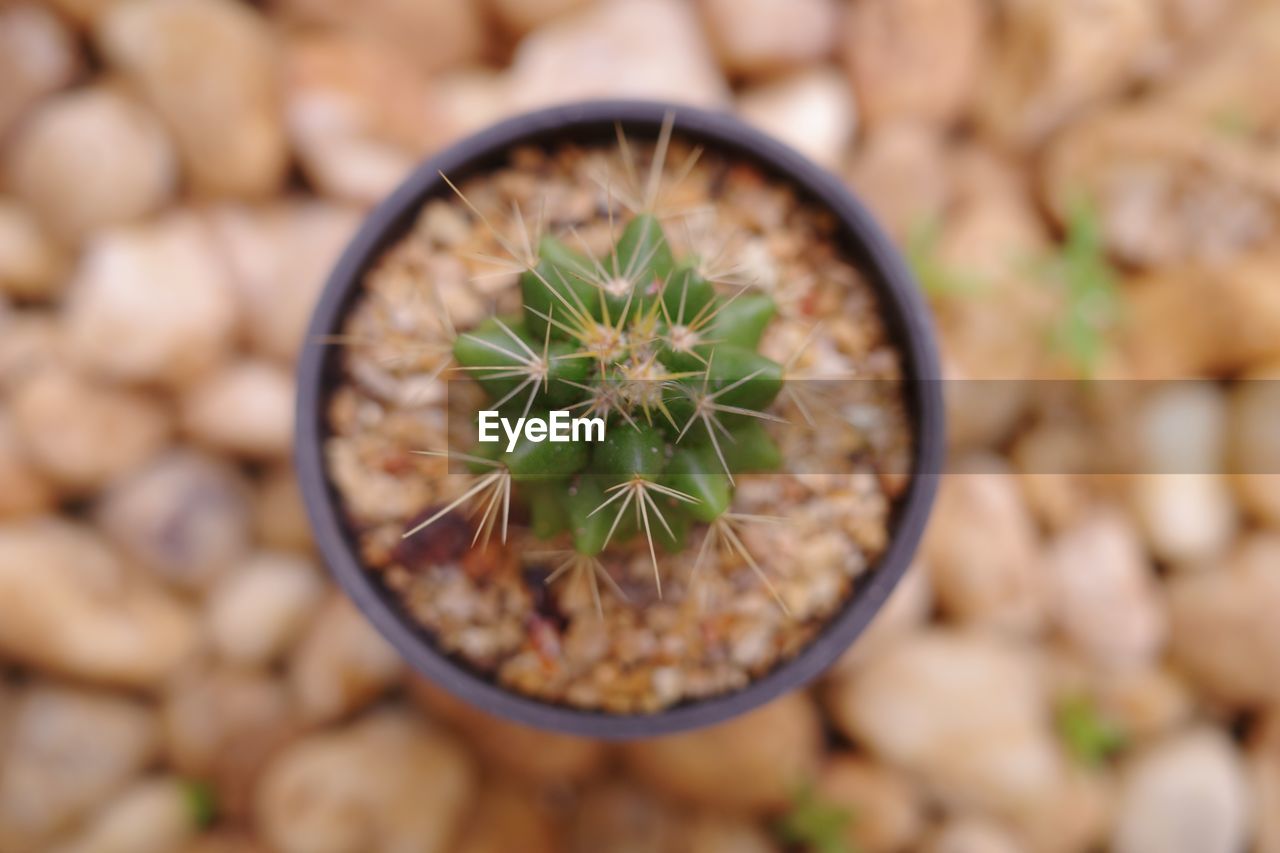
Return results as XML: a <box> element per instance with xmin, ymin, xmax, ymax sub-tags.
<box><xmin>409</xmin><ymin>120</ymin><xmax>795</xmax><ymax>613</ymax></box>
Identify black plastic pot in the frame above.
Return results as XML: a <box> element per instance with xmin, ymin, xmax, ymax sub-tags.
<box><xmin>296</xmin><ymin>100</ymin><xmax>944</xmax><ymax>739</ymax></box>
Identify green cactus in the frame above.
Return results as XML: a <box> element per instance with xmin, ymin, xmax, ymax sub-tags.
<box><xmin>408</xmin><ymin>124</ymin><xmax>794</xmax><ymax>613</ymax></box>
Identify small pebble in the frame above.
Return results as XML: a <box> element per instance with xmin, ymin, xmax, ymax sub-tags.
<box><xmin>5</xmin><ymin>86</ymin><xmax>177</xmax><ymax>243</ymax></box>
<box><xmin>181</xmin><ymin>360</ymin><xmax>295</xmax><ymax>460</ymax></box>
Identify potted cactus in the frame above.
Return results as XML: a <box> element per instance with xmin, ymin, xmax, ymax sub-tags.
<box><xmin>297</xmin><ymin>102</ymin><xmax>943</xmax><ymax>738</ymax></box>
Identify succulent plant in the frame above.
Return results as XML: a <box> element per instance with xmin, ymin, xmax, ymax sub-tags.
<box><xmin>407</xmin><ymin>123</ymin><xmax>798</xmax><ymax>612</ymax></box>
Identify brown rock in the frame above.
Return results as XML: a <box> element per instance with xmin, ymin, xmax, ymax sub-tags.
<box><xmin>0</xmin><ymin>198</ymin><xmax>67</xmax><ymax>300</ymax></box>
<box><xmin>5</xmin><ymin>86</ymin><xmax>177</xmax><ymax>243</ymax></box>
<box><xmin>0</xmin><ymin>407</ymin><xmax>55</xmax><ymax>520</ymax></box>
<box><xmin>1167</xmin><ymin>534</ymin><xmax>1280</xmax><ymax>706</ymax></box>
<box><xmin>1228</xmin><ymin>361</ymin><xmax>1280</xmax><ymax>528</ymax></box>
<box><xmin>51</xmin><ymin>778</ymin><xmax>198</xmax><ymax>853</ymax></box>
<box><xmin>818</xmin><ymin>756</ymin><xmax>925</xmax><ymax>853</ymax></box>
<box><xmin>256</xmin><ymin>711</ymin><xmax>476</xmax><ymax>853</ymax></box>
<box><xmin>1044</xmin><ymin>108</ymin><xmax>1280</xmax><ymax>268</ymax></box>
<box><xmin>453</xmin><ymin>783</ymin><xmax>560</xmax><ymax>853</ymax></box>
<box><xmin>621</xmin><ymin>692</ymin><xmax>822</xmax><ymax>812</ymax></box>
<box><xmin>1125</xmin><ymin>253</ymin><xmax>1280</xmax><ymax>377</ymax></box>
<box><xmin>977</xmin><ymin>0</ymin><xmax>1159</xmax><ymax>146</ymax></box>
<box><xmin>841</xmin><ymin>0</ymin><xmax>986</xmax><ymax>127</ymax></box>
<box><xmin>254</xmin><ymin>465</ymin><xmax>315</xmax><ymax>555</ymax></box>
<box><xmin>276</xmin><ymin>0</ymin><xmax>484</xmax><ymax>74</ymax></box>
<box><xmin>1252</xmin><ymin>710</ymin><xmax>1280</xmax><ymax>853</ymax></box>
<box><xmin>0</xmin><ymin>518</ymin><xmax>196</xmax><ymax>686</ymax></box>
<box><xmin>97</xmin><ymin>0</ymin><xmax>288</xmax><ymax>198</ymax></box>
<box><xmin>408</xmin><ymin>677</ymin><xmax>607</xmax><ymax>785</ymax></box>
<box><xmin>489</xmin><ymin>0</ymin><xmax>593</xmax><ymax>35</ymax></box>
<box><xmin>0</xmin><ymin>4</ymin><xmax>80</xmax><ymax>139</ymax></box>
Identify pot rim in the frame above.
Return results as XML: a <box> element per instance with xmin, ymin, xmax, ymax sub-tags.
<box><xmin>295</xmin><ymin>99</ymin><xmax>945</xmax><ymax>739</ymax></box>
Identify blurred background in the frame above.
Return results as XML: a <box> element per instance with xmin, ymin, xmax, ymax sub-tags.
<box><xmin>2</xmin><ymin>0</ymin><xmax>1280</xmax><ymax>850</ymax></box>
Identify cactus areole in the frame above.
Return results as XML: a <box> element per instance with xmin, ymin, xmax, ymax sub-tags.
<box><xmin>296</xmin><ymin>102</ymin><xmax>944</xmax><ymax>738</ymax></box>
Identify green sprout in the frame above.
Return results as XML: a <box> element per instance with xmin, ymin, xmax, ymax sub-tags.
<box><xmin>1038</xmin><ymin>196</ymin><xmax>1122</xmax><ymax>377</ymax></box>
<box><xmin>1209</xmin><ymin>104</ymin><xmax>1256</xmax><ymax>140</ymax></box>
<box><xmin>775</xmin><ymin>784</ymin><xmax>859</xmax><ymax>853</ymax></box>
<box><xmin>905</xmin><ymin>216</ymin><xmax>986</xmax><ymax>298</ymax></box>
<box><xmin>409</xmin><ymin>118</ymin><xmax>792</xmax><ymax>613</ymax></box>
<box><xmin>182</xmin><ymin>779</ymin><xmax>218</xmax><ymax>830</ymax></box>
<box><xmin>1055</xmin><ymin>693</ymin><xmax>1126</xmax><ymax>767</ymax></box>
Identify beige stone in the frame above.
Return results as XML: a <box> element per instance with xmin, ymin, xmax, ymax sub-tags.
<box><xmin>699</xmin><ymin>0</ymin><xmax>838</xmax><ymax>75</ymax></box>
<box><xmin>923</xmin><ymin>457</ymin><xmax>1045</xmax><ymax>635</ymax></box>
<box><xmin>282</xmin><ymin>32</ymin><xmax>440</xmax><ymax>205</ymax></box>
<box><xmin>207</xmin><ymin>200</ymin><xmax>360</xmax><ymax>362</ymax></box>
<box><xmin>5</xmin><ymin>86</ymin><xmax>177</xmax><ymax>243</ymax></box>
<box><xmin>96</xmin><ymin>450</ymin><xmax>253</xmax><ymax>592</ymax></box>
<box><xmin>256</xmin><ymin>711</ymin><xmax>476</xmax><ymax>853</ymax></box>
<box><xmin>1113</xmin><ymin>729</ymin><xmax>1251</xmax><ymax>853</ymax></box>
<box><xmin>830</xmin><ymin>560</ymin><xmax>931</xmax><ymax>676</ymax></box>
<box><xmin>11</xmin><ymin>367</ymin><xmax>170</xmax><ymax>494</ymax></box>
<box><xmin>181</xmin><ymin>360</ymin><xmax>294</xmax><ymax>460</ymax></box>
<box><xmin>164</xmin><ymin>665</ymin><xmax>298</xmax><ymax>821</ymax></box>
<box><xmin>510</xmin><ymin>0</ymin><xmax>730</xmax><ymax>109</ymax></box>
<box><xmin>926</xmin><ymin>817</ymin><xmax>1025</xmax><ymax>853</ymax></box>
<box><xmin>0</xmin><ymin>518</ymin><xmax>196</xmax><ymax>686</ymax></box>
<box><xmin>737</xmin><ymin>68</ymin><xmax>857</xmax><ymax>170</ymax></box>
<box><xmin>50</xmin><ymin>778</ymin><xmax>198</xmax><ymax>853</ymax></box>
<box><xmin>289</xmin><ymin>595</ymin><xmax>403</xmax><ymax>724</ymax></box>
<box><xmin>845</xmin><ymin>121</ymin><xmax>948</xmax><ymax>241</ymax></box>
<box><xmin>1044</xmin><ymin>512</ymin><xmax>1167</xmax><ymax>671</ymax></box>
<box><xmin>0</xmin><ymin>684</ymin><xmax>158</xmax><ymax>850</ymax></box>
<box><xmin>206</xmin><ymin>552</ymin><xmax>324</xmax><ymax>667</ymax></box>
<box><xmin>97</xmin><ymin>0</ymin><xmax>288</xmax><ymax>198</ymax></box>
<box><xmin>1252</xmin><ymin>711</ymin><xmax>1280</xmax><ymax>853</ymax></box>
<box><xmin>65</xmin><ymin>213</ymin><xmax>238</xmax><ymax>387</ymax></box>
<box><xmin>827</xmin><ymin>629</ymin><xmax>1063</xmax><ymax>816</ymax></box>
